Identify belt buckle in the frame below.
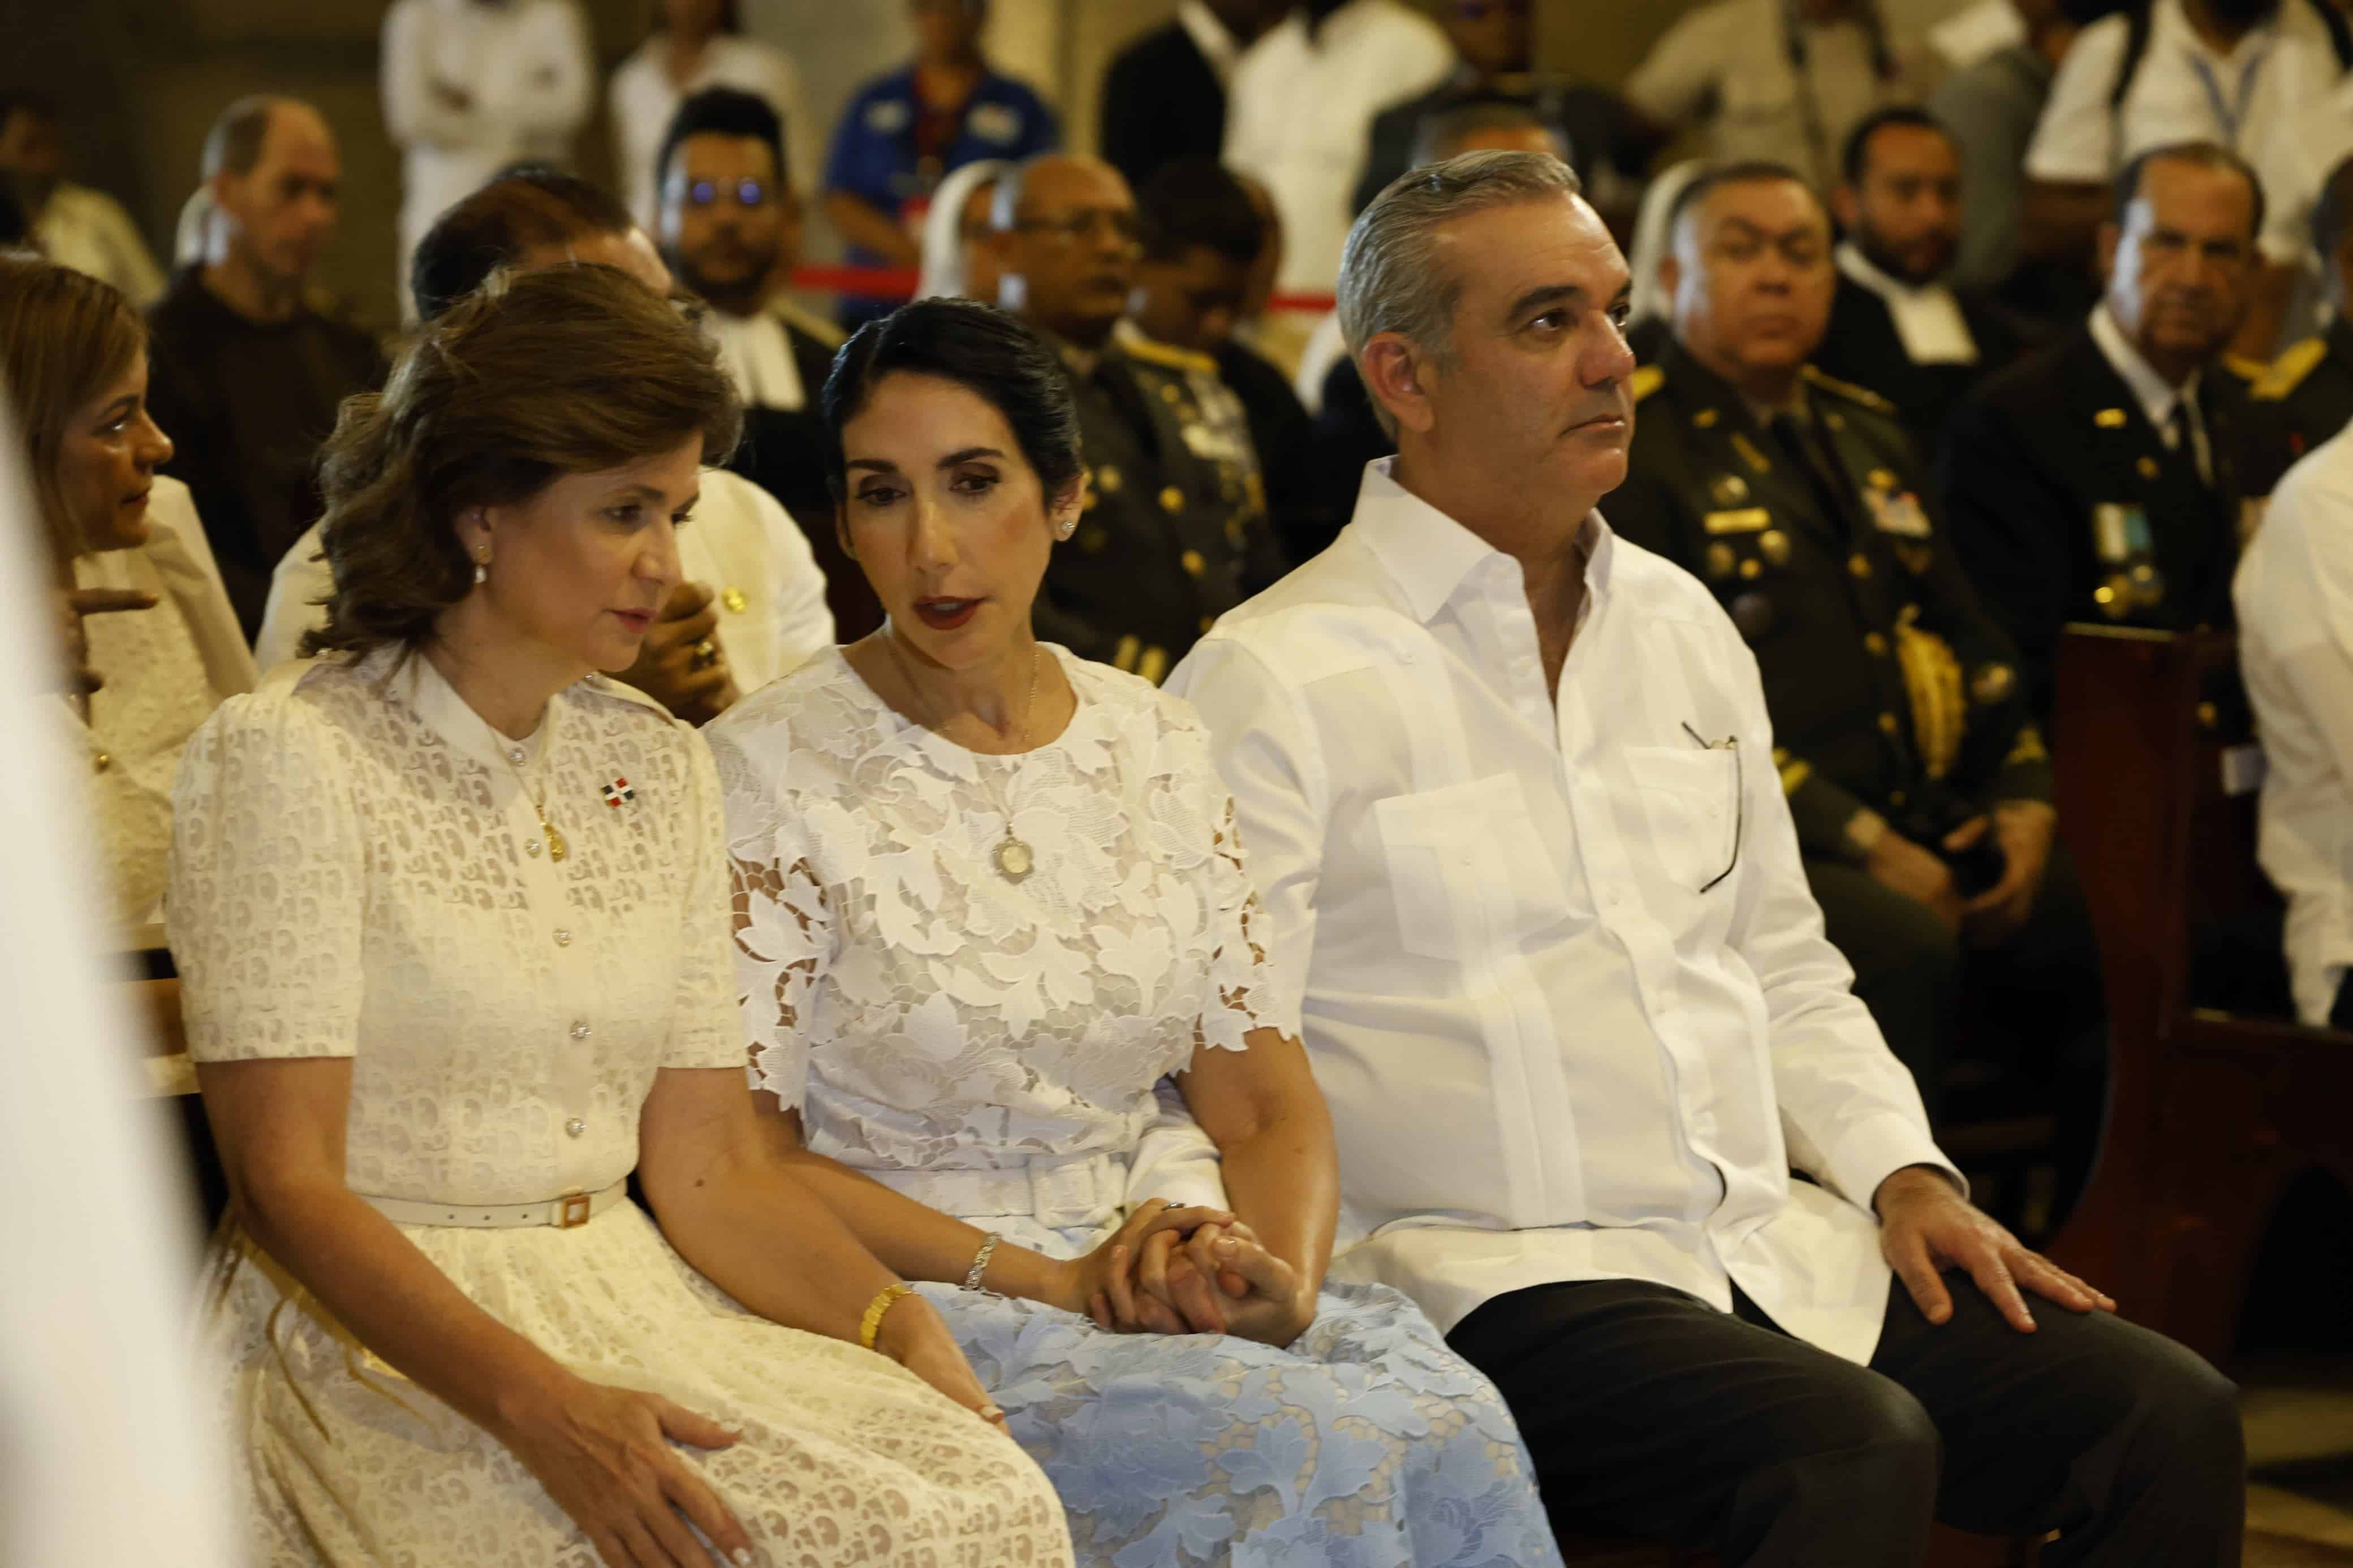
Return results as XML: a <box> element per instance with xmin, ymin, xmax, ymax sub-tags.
<box><xmin>555</xmin><ymin>1191</ymin><xmax>592</xmax><ymax>1229</ymax></box>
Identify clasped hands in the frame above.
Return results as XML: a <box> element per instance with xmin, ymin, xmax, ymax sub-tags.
<box><xmin>1054</xmin><ymin>1199</ymin><xmax>1314</xmax><ymax>1347</ymax></box>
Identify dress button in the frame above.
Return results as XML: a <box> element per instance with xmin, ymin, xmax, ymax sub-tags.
<box><xmin>564</xmin><ymin>1117</ymin><xmax>586</xmax><ymax>1138</ymax></box>
<box><xmin>1181</xmin><ymin>548</ymin><xmax>1206</xmax><ymax>576</ymax></box>
<box><xmin>507</xmin><ymin>746</ymin><xmax>527</xmax><ymax>764</ymax></box>
<box><xmin>1878</xmin><ymin>712</ymin><xmax>1900</xmax><ymax>736</ymax></box>
<box><xmin>1848</xmin><ymin>554</ymin><xmax>1873</xmax><ymax>579</ymax></box>
<box><xmin>92</xmin><ymin>751</ymin><xmax>112</xmax><ymax>773</ymax></box>
<box><xmin>570</xmin><ymin>1021</ymin><xmax>592</xmax><ymax>1040</ymax></box>
<box><xmin>525</xmin><ymin>839</ymin><xmax>544</xmax><ymax>857</ymax></box>
<box><xmin>553</xmin><ymin>928</ymin><xmax>572</xmax><ymax>948</ymax></box>
<box><xmin>1864</xmin><ymin>632</ymin><xmax>1890</xmax><ymax>657</ymax></box>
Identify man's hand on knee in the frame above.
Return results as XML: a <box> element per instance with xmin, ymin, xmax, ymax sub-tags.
<box><xmin>1872</xmin><ymin>1165</ymin><xmax>2114</xmax><ymax>1332</ymax></box>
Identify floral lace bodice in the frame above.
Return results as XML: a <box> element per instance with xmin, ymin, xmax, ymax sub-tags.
<box><xmin>707</xmin><ymin>646</ymin><xmax>1282</xmax><ymax>1177</ymax></box>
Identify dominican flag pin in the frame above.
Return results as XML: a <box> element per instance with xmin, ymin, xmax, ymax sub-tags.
<box><xmin>601</xmin><ymin>777</ymin><xmax>636</xmax><ymax>808</ymax></box>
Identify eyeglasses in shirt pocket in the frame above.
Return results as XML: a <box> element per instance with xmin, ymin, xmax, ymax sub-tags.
<box><xmin>1625</xmin><ymin>745</ymin><xmax>1741</xmax><ymax>894</ymax></box>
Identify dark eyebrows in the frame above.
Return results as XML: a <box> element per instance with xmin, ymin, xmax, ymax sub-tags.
<box><xmin>94</xmin><ymin>394</ymin><xmax>137</xmax><ymax>424</ymax></box>
<box><xmin>938</xmin><ymin>446</ymin><xmax>1005</xmax><ymax>468</ymax></box>
<box><xmin>1506</xmin><ymin>283</ymin><xmax>1583</xmax><ymax>320</ymax></box>
<box><xmin>844</xmin><ymin>458</ymin><xmax>900</xmax><ymax>475</ymax></box>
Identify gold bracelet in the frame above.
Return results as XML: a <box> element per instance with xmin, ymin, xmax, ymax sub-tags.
<box><xmin>859</xmin><ymin>1282</ymin><xmax>917</xmax><ymax>1351</ymax></box>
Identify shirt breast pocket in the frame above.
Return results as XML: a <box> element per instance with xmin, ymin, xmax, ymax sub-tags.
<box><xmin>1372</xmin><ymin>772</ymin><xmax>1562</xmax><ymax>963</ymax></box>
<box><xmin>1626</xmin><ymin>745</ymin><xmax>1740</xmax><ymax>895</ymax></box>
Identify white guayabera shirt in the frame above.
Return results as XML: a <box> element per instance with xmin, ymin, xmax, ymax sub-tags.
<box><xmin>1167</xmin><ymin>459</ymin><xmax>1960</xmax><ymax>1364</ymax></box>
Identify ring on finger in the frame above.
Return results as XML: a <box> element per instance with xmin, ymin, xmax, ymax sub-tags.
<box><xmin>689</xmin><ymin>638</ymin><xmax>720</xmax><ymax>671</ymax></box>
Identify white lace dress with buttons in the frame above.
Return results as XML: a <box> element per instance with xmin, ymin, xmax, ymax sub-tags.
<box><xmin>169</xmin><ymin>645</ymin><xmax>1072</xmax><ymax>1568</ymax></box>
<box><xmin>710</xmin><ymin>647</ymin><xmax>1564</xmax><ymax>1568</ymax></box>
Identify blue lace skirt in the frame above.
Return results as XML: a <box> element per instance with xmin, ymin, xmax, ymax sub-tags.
<box><xmin>920</xmin><ymin>1278</ymin><xmax>1565</xmax><ymax>1568</ymax></box>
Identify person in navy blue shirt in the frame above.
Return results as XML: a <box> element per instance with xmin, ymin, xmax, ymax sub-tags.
<box><xmin>821</xmin><ymin>0</ymin><xmax>1058</xmax><ymax>328</ymax></box>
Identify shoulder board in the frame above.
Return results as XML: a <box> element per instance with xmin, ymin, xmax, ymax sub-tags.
<box><xmin>2251</xmin><ymin>337</ymin><xmax>2330</xmax><ymax>402</ymax></box>
<box><xmin>1119</xmin><ymin>334</ymin><xmax>1218</xmax><ymax>377</ymax></box>
<box><xmin>1800</xmin><ymin>364</ymin><xmax>1895</xmax><ymax>412</ymax></box>
<box><xmin>1631</xmin><ymin>364</ymin><xmax>1664</xmax><ymax>404</ymax></box>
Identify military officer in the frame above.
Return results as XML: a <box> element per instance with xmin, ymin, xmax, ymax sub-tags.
<box><xmin>2247</xmin><ymin>153</ymin><xmax>2353</xmax><ymax>494</ymax></box>
<box><xmin>982</xmin><ymin>152</ymin><xmax>1281</xmax><ymax>680</ymax></box>
<box><xmin>1611</xmin><ymin>163</ymin><xmax>2104</xmax><ymax>1198</ymax></box>
<box><xmin>1937</xmin><ymin>142</ymin><xmax>2264</xmax><ymax>720</ymax></box>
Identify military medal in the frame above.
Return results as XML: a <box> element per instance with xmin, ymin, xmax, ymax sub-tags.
<box><xmin>1759</xmin><ymin>529</ymin><xmax>1791</xmax><ymax>565</ymax></box>
<box><xmin>1710</xmin><ymin>473</ymin><xmax>1749</xmax><ymax>506</ymax></box>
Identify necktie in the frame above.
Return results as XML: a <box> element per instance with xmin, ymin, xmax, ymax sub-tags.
<box><xmin>2165</xmin><ymin>400</ymin><xmax>2214</xmax><ymax>490</ymax></box>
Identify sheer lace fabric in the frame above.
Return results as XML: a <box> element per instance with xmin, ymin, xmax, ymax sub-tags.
<box><xmin>169</xmin><ymin>649</ymin><xmax>1072</xmax><ymax>1567</ymax></box>
<box><xmin>712</xmin><ymin>649</ymin><xmax>1565</xmax><ymax>1568</ymax></box>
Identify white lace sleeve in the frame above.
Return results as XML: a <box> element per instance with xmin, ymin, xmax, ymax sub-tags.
<box><xmin>709</xmin><ymin>723</ymin><xmax>830</xmax><ymax>1105</ymax></box>
<box><xmin>664</xmin><ymin>729</ymin><xmax>748</xmax><ymax>1070</ymax></box>
<box><xmin>167</xmin><ymin>684</ymin><xmax>364</xmax><ymax>1061</ymax></box>
<box><xmin>1158</xmin><ymin>699</ymin><xmax>1287</xmax><ymax>1055</ymax></box>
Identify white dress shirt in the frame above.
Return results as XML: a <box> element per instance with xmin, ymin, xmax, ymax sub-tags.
<box><xmin>608</xmin><ymin>33</ymin><xmax>815</xmax><ymax>233</ymax></box>
<box><xmin>706</xmin><ymin>309</ymin><xmax>807</xmax><ymax>413</ymax></box>
<box><xmin>381</xmin><ymin>0</ymin><xmax>593</xmax><ymax>309</ymax></box>
<box><xmin>2026</xmin><ymin>0</ymin><xmax>2350</xmax><ymax>265</ymax></box>
<box><xmin>2235</xmin><ymin>429</ymin><xmax>2353</xmax><ymax>1025</ymax></box>
<box><xmin>1835</xmin><ymin>241</ymin><xmax>1980</xmax><ymax>365</ymax></box>
<box><xmin>1222</xmin><ymin>0</ymin><xmax>1455</xmax><ymax>295</ymax></box>
<box><xmin>253</xmin><ymin>468</ymin><xmax>834</xmax><ymax>693</ymax></box>
<box><xmin>2088</xmin><ymin>302</ymin><xmax>2213</xmax><ymax>485</ymax></box>
<box><xmin>1166</xmin><ymin>460</ymin><xmax>1957</xmax><ymax>1362</ymax></box>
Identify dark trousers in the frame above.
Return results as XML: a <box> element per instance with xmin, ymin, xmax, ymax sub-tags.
<box><xmin>1807</xmin><ymin>846</ymin><xmax>2108</xmax><ymax>1209</ymax></box>
<box><xmin>1448</xmin><ymin>1276</ymin><xmax>2243</xmax><ymax>1568</ymax></box>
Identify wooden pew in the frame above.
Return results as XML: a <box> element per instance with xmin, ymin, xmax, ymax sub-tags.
<box><xmin>2046</xmin><ymin>626</ymin><xmax>2353</xmax><ymax>1363</ymax></box>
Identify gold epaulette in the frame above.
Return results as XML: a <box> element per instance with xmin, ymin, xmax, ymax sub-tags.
<box><xmin>1893</xmin><ymin>620</ymin><xmax>1965</xmax><ymax>781</ymax></box>
<box><xmin>1119</xmin><ymin>334</ymin><xmax>1218</xmax><ymax>377</ymax></box>
<box><xmin>2251</xmin><ymin>337</ymin><xmax>2330</xmax><ymax>403</ymax></box>
<box><xmin>1631</xmin><ymin>364</ymin><xmax>1664</xmax><ymax>403</ymax></box>
<box><xmin>1800</xmin><ymin>364</ymin><xmax>1895</xmax><ymax>412</ymax></box>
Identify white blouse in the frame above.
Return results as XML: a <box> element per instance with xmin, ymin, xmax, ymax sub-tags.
<box><xmin>169</xmin><ymin>647</ymin><xmax>743</xmax><ymax>1206</ymax></box>
<box><xmin>706</xmin><ymin>646</ymin><xmax>1277</xmax><ymax>1237</ymax></box>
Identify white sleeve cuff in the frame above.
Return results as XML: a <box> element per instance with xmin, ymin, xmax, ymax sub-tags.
<box><xmin>1822</xmin><ymin>1111</ymin><xmax>1967</xmax><ymax>1215</ymax></box>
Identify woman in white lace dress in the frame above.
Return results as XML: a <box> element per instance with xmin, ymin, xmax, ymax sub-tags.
<box><xmin>170</xmin><ymin>266</ymin><xmax>1072</xmax><ymax>1568</ymax></box>
<box><xmin>0</xmin><ymin>258</ymin><xmax>255</xmax><ymax>926</ymax></box>
<box><xmin>709</xmin><ymin>299</ymin><xmax>1563</xmax><ymax>1568</ymax></box>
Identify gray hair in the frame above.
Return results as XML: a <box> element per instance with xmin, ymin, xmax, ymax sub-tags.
<box><xmin>1336</xmin><ymin>149</ymin><xmax>1582</xmax><ymax>434</ymax></box>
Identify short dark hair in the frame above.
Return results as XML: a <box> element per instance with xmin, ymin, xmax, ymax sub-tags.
<box><xmin>2316</xmin><ymin>152</ymin><xmax>2353</xmax><ymax>261</ymax></box>
<box><xmin>1668</xmin><ymin>160</ymin><xmax>1825</xmax><ymax>240</ymax></box>
<box><xmin>410</xmin><ymin>169</ymin><xmax>635</xmax><ymax>322</ymax></box>
<box><xmin>821</xmin><ymin>297</ymin><xmax>1082</xmax><ymax>509</ymax></box>
<box><xmin>1135</xmin><ymin>157</ymin><xmax>1265</xmax><ymax>267</ymax></box>
<box><xmin>1840</xmin><ymin>106</ymin><xmax>1954</xmax><ymax>188</ymax></box>
<box><xmin>2112</xmin><ymin>139</ymin><xmax>2265</xmax><ymax>244</ymax></box>
<box><xmin>200</xmin><ymin>94</ymin><xmax>281</xmax><ymax>180</ymax></box>
<box><xmin>656</xmin><ymin>88</ymin><xmax>788</xmax><ymax>204</ymax></box>
<box><xmin>308</xmin><ymin>265</ymin><xmax>742</xmax><ymax>656</ymax></box>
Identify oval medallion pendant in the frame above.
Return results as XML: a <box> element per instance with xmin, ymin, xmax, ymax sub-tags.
<box><xmin>544</xmin><ymin>823</ymin><xmax>569</xmax><ymax>863</ymax></box>
<box><xmin>993</xmin><ymin>834</ymin><xmax>1034</xmax><ymax>883</ymax></box>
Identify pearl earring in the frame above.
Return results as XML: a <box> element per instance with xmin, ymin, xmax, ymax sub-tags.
<box><xmin>473</xmin><ymin>555</ymin><xmax>489</xmax><ymax>586</ymax></box>
<box><xmin>1057</xmin><ymin>520</ymin><xmax>1076</xmax><ymax>541</ymax></box>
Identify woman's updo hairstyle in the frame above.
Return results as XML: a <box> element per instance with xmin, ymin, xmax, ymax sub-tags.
<box><xmin>820</xmin><ymin>297</ymin><xmax>1083</xmax><ymax>511</ymax></box>
<box><xmin>306</xmin><ymin>263</ymin><xmax>740</xmax><ymax>655</ymax></box>
<box><xmin>0</xmin><ymin>256</ymin><xmax>146</xmax><ymax>562</ymax></box>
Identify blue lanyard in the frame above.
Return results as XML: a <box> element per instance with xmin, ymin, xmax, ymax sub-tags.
<box><xmin>2186</xmin><ymin>45</ymin><xmax>2268</xmax><ymax>146</ymax></box>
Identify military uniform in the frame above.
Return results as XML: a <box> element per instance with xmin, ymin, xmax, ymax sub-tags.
<box><xmin>2247</xmin><ymin>316</ymin><xmax>2353</xmax><ymax>495</ymax></box>
<box><xmin>1934</xmin><ymin>322</ymin><xmax>2253</xmax><ymax>720</ymax></box>
<box><xmin>1045</xmin><ymin>334</ymin><xmax>1286</xmax><ymax>683</ymax></box>
<box><xmin>1610</xmin><ymin>341</ymin><xmax>2101</xmax><ymax>1151</ymax></box>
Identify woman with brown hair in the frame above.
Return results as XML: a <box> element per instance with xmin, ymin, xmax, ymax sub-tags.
<box><xmin>169</xmin><ymin>263</ymin><xmax>1072</xmax><ymax>1568</ymax></box>
<box><xmin>0</xmin><ymin>256</ymin><xmax>253</xmax><ymax>925</ymax></box>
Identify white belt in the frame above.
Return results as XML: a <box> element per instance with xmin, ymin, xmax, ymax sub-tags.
<box><xmin>870</xmin><ymin>1152</ymin><xmax>1125</xmax><ymax>1231</ymax></box>
<box><xmin>359</xmin><ymin>1180</ymin><xmax>627</xmax><ymax>1230</ymax></box>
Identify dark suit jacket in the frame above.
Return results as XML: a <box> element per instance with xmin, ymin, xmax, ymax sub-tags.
<box><xmin>1217</xmin><ymin>336</ymin><xmax>1324</xmax><ymax>568</ymax></box>
<box><xmin>1100</xmin><ymin>21</ymin><xmax>1225</xmax><ymax>195</ymax></box>
<box><xmin>1815</xmin><ymin>272</ymin><xmax>2034</xmax><ymax>458</ymax></box>
<box><xmin>723</xmin><ymin>317</ymin><xmax>883</xmax><ymax>640</ymax></box>
<box><xmin>1936</xmin><ymin>323</ymin><xmax>2250</xmax><ymax>719</ymax></box>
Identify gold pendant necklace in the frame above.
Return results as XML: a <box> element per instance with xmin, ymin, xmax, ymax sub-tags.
<box><xmin>886</xmin><ymin>633</ymin><xmax>1044</xmax><ymax>885</ymax></box>
<box><xmin>499</xmin><ymin>729</ymin><xmax>567</xmax><ymax>864</ymax></box>
<box><xmin>535</xmin><ymin>789</ymin><xmax>570</xmax><ymax>863</ymax></box>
